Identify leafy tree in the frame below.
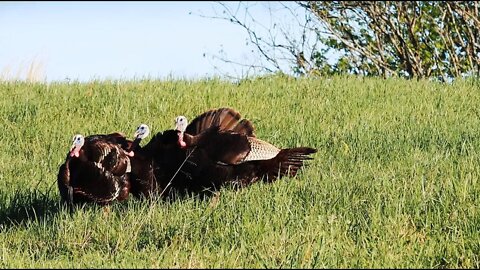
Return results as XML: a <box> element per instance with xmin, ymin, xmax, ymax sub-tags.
<box><xmin>209</xmin><ymin>1</ymin><xmax>480</xmax><ymax>81</ymax></box>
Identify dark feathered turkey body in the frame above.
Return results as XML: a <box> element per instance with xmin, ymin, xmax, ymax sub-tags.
<box><xmin>57</xmin><ymin>133</ymin><xmax>133</xmax><ymax>205</ymax></box>
<box><xmin>128</xmin><ymin>147</ymin><xmax>157</xmax><ymax>199</ymax></box>
<box><xmin>133</xmin><ymin>108</ymin><xmax>317</xmax><ymax>199</ymax></box>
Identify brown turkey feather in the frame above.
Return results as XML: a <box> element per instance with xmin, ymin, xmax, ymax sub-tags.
<box><xmin>258</xmin><ymin>147</ymin><xmax>317</xmax><ymax>182</ymax></box>
<box><xmin>185</xmin><ymin>107</ymin><xmax>255</xmax><ymax>137</ymax></box>
<box><xmin>57</xmin><ymin>133</ymin><xmax>133</xmax><ymax>205</ymax></box>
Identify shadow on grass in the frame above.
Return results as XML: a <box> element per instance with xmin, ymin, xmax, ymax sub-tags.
<box><xmin>0</xmin><ymin>182</ymin><xmax>246</xmax><ymax>231</ymax></box>
<box><xmin>0</xmin><ymin>188</ymin><xmax>64</xmax><ymax>230</ymax></box>
<box><xmin>0</xmin><ymin>188</ymin><xmax>216</xmax><ymax>229</ymax></box>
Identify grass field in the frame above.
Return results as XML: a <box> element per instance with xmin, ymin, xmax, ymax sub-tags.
<box><xmin>0</xmin><ymin>74</ymin><xmax>479</xmax><ymax>268</ymax></box>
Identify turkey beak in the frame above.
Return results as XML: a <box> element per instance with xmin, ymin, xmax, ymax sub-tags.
<box><xmin>69</xmin><ymin>142</ymin><xmax>76</xmax><ymax>152</ymax></box>
<box><xmin>134</xmin><ymin>130</ymin><xmax>141</xmax><ymax>139</ymax></box>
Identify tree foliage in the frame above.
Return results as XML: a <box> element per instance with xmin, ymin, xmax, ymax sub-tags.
<box><xmin>211</xmin><ymin>1</ymin><xmax>480</xmax><ymax>81</ymax></box>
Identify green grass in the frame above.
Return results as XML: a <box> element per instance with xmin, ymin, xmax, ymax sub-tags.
<box><xmin>0</xmin><ymin>74</ymin><xmax>479</xmax><ymax>268</ymax></box>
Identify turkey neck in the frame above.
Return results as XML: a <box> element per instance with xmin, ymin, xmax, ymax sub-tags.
<box><xmin>129</xmin><ymin>137</ymin><xmax>142</xmax><ymax>152</ymax></box>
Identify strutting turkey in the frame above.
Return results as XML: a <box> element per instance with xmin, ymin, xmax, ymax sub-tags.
<box><xmin>57</xmin><ymin>131</ymin><xmax>142</xmax><ymax>205</ymax></box>
<box><xmin>134</xmin><ymin>107</ymin><xmax>317</xmax><ymax>199</ymax></box>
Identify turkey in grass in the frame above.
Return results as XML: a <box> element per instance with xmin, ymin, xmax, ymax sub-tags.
<box><xmin>126</xmin><ymin>123</ymin><xmax>160</xmax><ymax>199</ymax></box>
<box><xmin>57</xmin><ymin>132</ymin><xmax>136</xmax><ymax>205</ymax></box>
<box><xmin>143</xmin><ymin>107</ymin><xmax>317</xmax><ymax>197</ymax></box>
<box><xmin>175</xmin><ymin>109</ymin><xmax>317</xmax><ymax>179</ymax></box>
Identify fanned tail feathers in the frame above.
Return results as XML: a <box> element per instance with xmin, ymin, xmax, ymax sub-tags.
<box><xmin>260</xmin><ymin>147</ymin><xmax>317</xmax><ymax>182</ymax></box>
<box><xmin>186</xmin><ymin>108</ymin><xmax>255</xmax><ymax>137</ymax></box>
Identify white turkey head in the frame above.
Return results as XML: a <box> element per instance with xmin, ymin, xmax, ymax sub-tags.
<box><xmin>69</xmin><ymin>134</ymin><xmax>84</xmax><ymax>158</ymax></box>
<box><xmin>174</xmin><ymin>116</ymin><xmax>188</xmax><ymax>148</ymax></box>
<box><xmin>125</xmin><ymin>124</ymin><xmax>150</xmax><ymax>158</ymax></box>
<box><xmin>175</xmin><ymin>116</ymin><xmax>188</xmax><ymax>133</ymax></box>
<box><xmin>134</xmin><ymin>124</ymin><xmax>150</xmax><ymax>140</ymax></box>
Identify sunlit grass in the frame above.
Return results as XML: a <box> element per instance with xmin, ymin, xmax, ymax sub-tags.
<box><xmin>0</xmin><ymin>74</ymin><xmax>479</xmax><ymax>268</ymax></box>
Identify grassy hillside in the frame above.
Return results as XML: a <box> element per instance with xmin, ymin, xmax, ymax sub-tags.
<box><xmin>0</xmin><ymin>75</ymin><xmax>479</xmax><ymax>268</ymax></box>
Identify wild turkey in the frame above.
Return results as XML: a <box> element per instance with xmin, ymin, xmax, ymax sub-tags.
<box><xmin>176</xmin><ymin>115</ymin><xmax>279</xmax><ymax>165</ymax></box>
<box><xmin>174</xmin><ymin>108</ymin><xmax>317</xmax><ymax>183</ymax></box>
<box><xmin>174</xmin><ymin>107</ymin><xmax>256</xmax><ymax>162</ymax></box>
<box><xmin>57</xmin><ymin>132</ymin><xmax>135</xmax><ymax>205</ymax></box>
<box><xmin>137</xmin><ymin>107</ymin><xmax>317</xmax><ymax>198</ymax></box>
<box><xmin>127</xmin><ymin>124</ymin><xmax>159</xmax><ymax>199</ymax></box>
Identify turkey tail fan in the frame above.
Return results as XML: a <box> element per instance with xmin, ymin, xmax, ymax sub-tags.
<box><xmin>231</xmin><ymin>119</ymin><xmax>255</xmax><ymax>137</ymax></box>
<box><xmin>259</xmin><ymin>147</ymin><xmax>317</xmax><ymax>182</ymax></box>
<box><xmin>186</xmin><ymin>108</ymin><xmax>256</xmax><ymax>137</ymax></box>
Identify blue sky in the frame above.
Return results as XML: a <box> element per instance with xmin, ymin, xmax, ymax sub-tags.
<box><xmin>0</xmin><ymin>1</ymin><xmax>292</xmax><ymax>82</ymax></box>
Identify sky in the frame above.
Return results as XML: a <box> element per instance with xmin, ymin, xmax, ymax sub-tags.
<box><xmin>0</xmin><ymin>1</ymin><xmax>293</xmax><ymax>82</ymax></box>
